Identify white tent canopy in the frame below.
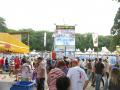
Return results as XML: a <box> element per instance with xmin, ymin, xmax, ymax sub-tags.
<box><xmin>30</xmin><ymin>50</ymin><xmax>39</xmax><ymax>55</ymax></box>
<box><xmin>76</xmin><ymin>48</ymin><xmax>80</xmax><ymax>52</ymax></box>
<box><xmin>100</xmin><ymin>47</ymin><xmax>111</xmax><ymax>54</ymax></box>
<box><xmin>87</xmin><ymin>48</ymin><xmax>93</xmax><ymax>52</ymax></box>
<box><xmin>75</xmin><ymin>48</ymin><xmax>82</xmax><ymax>54</ymax></box>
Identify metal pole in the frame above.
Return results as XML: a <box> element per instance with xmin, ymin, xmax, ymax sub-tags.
<box><xmin>53</xmin><ymin>36</ymin><xmax>55</xmax><ymax>51</ymax></box>
<box><xmin>52</xmin><ymin>34</ymin><xmax>55</xmax><ymax>59</ymax></box>
<box><xmin>64</xmin><ymin>44</ymin><xmax>66</xmax><ymax>58</ymax></box>
<box><xmin>97</xmin><ymin>47</ymin><xmax>99</xmax><ymax>59</ymax></box>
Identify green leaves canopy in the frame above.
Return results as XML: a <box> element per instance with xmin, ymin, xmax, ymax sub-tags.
<box><xmin>0</xmin><ymin>17</ymin><xmax>115</xmax><ymax>51</ymax></box>
<box><xmin>111</xmin><ymin>8</ymin><xmax>120</xmax><ymax>46</ymax></box>
<box><xmin>0</xmin><ymin>17</ymin><xmax>8</xmax><ymax>32</ymax></box>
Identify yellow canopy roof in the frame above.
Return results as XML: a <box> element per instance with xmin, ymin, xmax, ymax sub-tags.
<box><xmin>0</xmin><ymin>33</ymin><xmax>29</xmax><ymax>53</ymax></box>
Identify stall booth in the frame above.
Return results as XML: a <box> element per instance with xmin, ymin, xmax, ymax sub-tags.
<box><xmin>0</xmin><ymin>33</ymin><xmax>29</xmax><ymax>73</ymax></box>
<box><xmin>0</xmin><ymin>33</ymin><xmax>29</xmax><ymax>53</ymax></box>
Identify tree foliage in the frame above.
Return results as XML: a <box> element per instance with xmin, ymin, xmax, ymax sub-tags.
<box><xmin>0</xmin><ymin>17</ymin><xmax>115</xmax><ymax>51</ymax></box>
<box><xmin>111</xmin><ymin>8</ymin><xmax>120</xmax><ymax>46</ymax></box>
<box><xmin>0</xmin><ymin>17</ymin><xmax>8</xmax><ymax>32</ymax></box>
<box><xmin>75</xmin><ymin>33</ymin><xmax>113</xmax><ymax>52</ymax></box>
<box><xmin>10</xmin><ymin>29</ymin><xmax>114</xmax><ymax>52</ymax></box>
<box><xmin>113</xmin><ymin>0</ymin><xmax>120</xmax><ymax>2</ymax></box>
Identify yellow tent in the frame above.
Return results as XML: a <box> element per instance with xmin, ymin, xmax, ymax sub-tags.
<box><xmin>116</xmin><ymin>46</ymin><xmax>120</xmax><ymax>55</ymax></box>
<box><xmin>0</xmin><ymin>33</ymin><xmax>29</xmax><ymax>53</ymax></box>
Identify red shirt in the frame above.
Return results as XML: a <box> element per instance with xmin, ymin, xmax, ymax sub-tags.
<box><xmin>52</xmin><ymin>51</ymin><xmax>56</xmax><ymax>60</ymax></box>
<box><xmin>0</xmin><ymin>58</ymin><xmax>4</xmax><ymax>65</ymax></box>
<box><xmin>14</xmin><ymin>58</ymin><xmax>20</xmax><ymax>69</ymax></box>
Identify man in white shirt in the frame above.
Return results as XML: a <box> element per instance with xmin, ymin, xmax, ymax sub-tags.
<box><xmin>67</xmin><ymin>60</ymin><xmax>89</xmax><ymax>90</ymax></box>
<box><xmin>82</xmin><ymin>60</ymin><xmax>87</xmax><ymax>73</ymax></box>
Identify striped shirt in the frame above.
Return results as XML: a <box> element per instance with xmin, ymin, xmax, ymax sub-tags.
<box><xmin>48</xmin><ymin>68</ymin><xmax>65</xmax><ymax>90</ymax></box>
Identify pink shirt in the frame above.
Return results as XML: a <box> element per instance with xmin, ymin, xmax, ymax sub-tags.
<box><xmin>48</xmin><ymin>68</ymin><xmax>65</xmax><ymax>90</ymax></box>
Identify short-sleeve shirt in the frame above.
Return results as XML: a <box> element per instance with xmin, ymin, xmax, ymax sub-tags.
<box><xmin>48</xmin><ymin>68</ymin><xmax>65</xmax><ymax>90</ymax></box>
<box><xmin>14</xmin><ymin>58</ymin><xmax>21</xmax><ymax>69</ymax></box>
<box><xmin>0</xmin><ymin>58</ymin><xmax>4</xmax><ymax>65</ymax></box>
<box><xmin>95</xmin><ymin>62</ymin><xmax>104</xmax><ymax>74</ymax></box>
<box><xmin>67</xmin><ymin>66</ymin><xmax>88</xmax><ymax>90</ymax></box>
<box><xmin>21</xmin><ymin>64</ymin><xmax>33</xmax><ymax>78</ymax></box>
<box><xmin>103</xmin><ymin>62</ymin><xmax>110</xmax><ymax>73</ymax></box>
<box><xmin>36</xmin><ymin>61</ymin><xmax>45</xmax><ymax>79</ymax></box>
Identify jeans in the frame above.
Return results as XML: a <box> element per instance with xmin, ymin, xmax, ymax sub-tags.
<box><xmin>91</xmin><ymin>72</ymin><xmax>95</xmax><ymax>86</ymax></box>
<box><xmin>36</xmin><ymin>78</ymin><xmax>45</xmax><ymax>90</ymax></box>
<box><xmin>84</xmin><ymin>69</ymin><xmax>87</xmax><ymax>74</ymax></box>
<box><xmin>95</xmin><ymin>74</ymin><xmax>102</xmax><ymax>90</ymax></box>
<box><xmin>104</xmin><ymin>77</ymin><xmax>108</xmax><ymax>90</ymax></box>
<box><xmin>5</xmin><ymin>65</ymin><xmax>9</xmax><ymax>72</ymax></box>
<box><xmin>103</xmin><ymin>72</ymin><xmax>109</xmax><ymax>90</ymax></box>
<box><xmin>87</xmin><ymin>70</ymin><xmax>92</xmax><ymax>81</ymax></box>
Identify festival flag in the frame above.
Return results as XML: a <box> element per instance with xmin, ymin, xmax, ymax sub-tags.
<box><xmin>92</xmin><ymin>33</ymin><xmax>98</xmax><ymax>47</ymax></box>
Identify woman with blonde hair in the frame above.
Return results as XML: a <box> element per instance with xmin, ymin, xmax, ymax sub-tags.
<box><xmin>108</xmin><ymin>68</ymin><xmax>120</xmax><ymax>90</ymax></box>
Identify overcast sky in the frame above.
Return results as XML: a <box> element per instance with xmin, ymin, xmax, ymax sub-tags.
<box><xmin>0</xmin><ymin>0</ymin><xmax>119</xmax><ymax>35</ymax></box>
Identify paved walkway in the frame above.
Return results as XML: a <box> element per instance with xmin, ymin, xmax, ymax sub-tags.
<box><xmin>0</xmin><ymin>73</ymin><xmax>105</xmax><ymax>90</ymax></box>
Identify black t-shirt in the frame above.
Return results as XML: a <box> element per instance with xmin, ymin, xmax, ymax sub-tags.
<box><xmin>5</xmin><ymin>59</ymin><xmax>8</xmax><ymax>65</ymax></box>
<box><xmin>95</xmin><ymin>62</ymin><xmax>104</xmax><ymax>74</ymax></box>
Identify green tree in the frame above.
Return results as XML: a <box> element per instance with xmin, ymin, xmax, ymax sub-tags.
<box><xmin>112</xmin><ymin>0</ymin><xmax>120</xmax><ymax>2</ymax></box>
<box><xmin>46</xmin><ymin>31</ymin><xmax>54</xmax><ymax>51</ymax></box>
<box><xmin>6</xmin><ymin>28</ymin><xmax>115</xmax><ymax>51</ymax></box>
<box><xmin>19</xmin><ymin>29</ymin><xmax>53</xmax><ymax>51</ymax></box>
<box><xmin>0</xmin><ymin>17</ymin><xmax>115</xmax><ymax>52</ymax></box>
<box><xmin>76</xmin><ymin>33</ymin><xmax>114</xmax><ymax>52</ymax></box>
<box><xmin>98</xmin><ymin>35</ymin><xmax>112</xmax><ymax>51</ymax></box>
<box><xmin>0</xmin><ymin>17</ymin><xmax>8</xmax><ymax>32</ymax></box>
<box><xmin>8</xmin><ymin>29</ymin><xmax>16</xmax><ymax>32</ymax></box>
<box><xmin>111</xmin><ymin>8</ymin><xmax>120</xmax><ymax>46</ymax></box>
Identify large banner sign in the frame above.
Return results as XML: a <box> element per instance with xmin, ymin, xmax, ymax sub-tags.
<box><xmin>54</xmin><ymin>25</ymin><xmax>75</xmax><ymax>52</ymax></box>
<box><xmin>92</xmin><ymin>33</ymin><xmax>98</xmax><ymax>47</ymax></box>
<box><xmin>55</xmin><ymin>25</ymin><xmax>75</xmax><ymax>45</ymax></box>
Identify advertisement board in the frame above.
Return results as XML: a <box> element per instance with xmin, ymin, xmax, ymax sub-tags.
<box><xmin>54</xmin><ymin>25</ymin><xmax>75</xmax><ymax>52</ymax></box>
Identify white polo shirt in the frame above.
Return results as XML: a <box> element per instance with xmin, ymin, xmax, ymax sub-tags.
<box><xmin>67</xmin><ymin>66</ymin><xmax>88</xmax><ymax>90</ymax></box>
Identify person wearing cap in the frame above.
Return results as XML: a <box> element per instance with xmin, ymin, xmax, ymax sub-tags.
<box><xmin>35</xmin><ymin>57</ymin><xmax>45</xmax><ymax>90</ymax></box>
<box><xmin>67</xmin><ymin>60</ymin><xmax>89</xmax><ymax>90</ymax></box>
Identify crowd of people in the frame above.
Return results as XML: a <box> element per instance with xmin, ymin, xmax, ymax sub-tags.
<box><xmin>0</xmin><ymin>55</ymin><xmax>120</xmax><ymax>90</ymax></box>
<box><xmin>35</xmin><ymin>56</ymin><xmax>120</xmax><ymax>90</ymax></box>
